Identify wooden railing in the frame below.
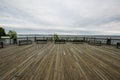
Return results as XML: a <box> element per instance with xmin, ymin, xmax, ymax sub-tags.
<box><xmin>16</xmin><ymin>36</ymin><xmax>120</xmax><ymax>48</ymax></box>
<box><xmin>72</xmin><ymin>40</ymin><xmax>84</xmax><ymax>44</ymax></box>
<box><xmin>88</xmin><ymin>40</ymin><xmax>102</xmax><ymax>46</ymax></box>
<box><xmin>18</xmin><ymin>40</ymin><xmax>32</xmax><ymax>46</ymax></box>
<box><xmin>36</xmin><ymin>40</ymin><xmax>47</xmax><ymax>44</ymax></box>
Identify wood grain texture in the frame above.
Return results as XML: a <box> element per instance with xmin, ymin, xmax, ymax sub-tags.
<box><xmin>0</xmin><ymin>43</ymin><xmax>120</xmax><ymax>80</ymax></box>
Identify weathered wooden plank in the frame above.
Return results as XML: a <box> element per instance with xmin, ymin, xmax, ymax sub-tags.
<box><xmin>0</xmin><ymin>43</ymin><xmax>120</xmax><ymax>80</ymax></box>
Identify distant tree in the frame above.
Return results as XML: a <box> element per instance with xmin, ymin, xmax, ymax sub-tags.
<box><xmin>8</xmin><ymin>30</ymin><xmax>17</xmax><ymax>44</ymax></box>
<box><xmin>0</xmin><ymin>27</ymin><xmax>6</xmax><ymax>38</ymax></box>
<box><xmin>54</xmin><ymin>34</ymin><xmax>59</xmax><ymax>40</ymax></box>
<box><xmin>8</xmin><ymin>30</ymin><xmax>17</xmax><ymax>38</ymax></box>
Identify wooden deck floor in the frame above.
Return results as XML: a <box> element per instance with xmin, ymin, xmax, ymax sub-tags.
<box><xmin>0</xmin><ymin>43</ymin><xmax>120</xmax><ymax>80</ymax></box>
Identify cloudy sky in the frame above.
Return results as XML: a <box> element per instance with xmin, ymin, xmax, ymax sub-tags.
<box><xmin>0</xmin><ymin>0</ymin><xmax>120</xmax><ymax>35</ymax></box>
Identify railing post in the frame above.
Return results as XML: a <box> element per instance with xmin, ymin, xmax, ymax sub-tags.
<box><xmin>0</xmin><ymin>42</ymin><xmax>4</xmax><ymax>48</ymax></box>
<box><xmin>19</xmin><ymin>40</ymin><xmax>20</xmax><ymax>46</ymax></box>
<box><xmin>117</xmin><ymin>43</ymin><xmax>118</xmax><ymax>48</ymax></box>
<box><xmin>107</xmin><ymin>38</ymin><xmax>111</xmax><ymax>45</ymax></box>
<box><xmin>27</xmin><ymin>37</ymin><xmax>28</xmax><ymax>44</ymax></box>
<box><xmin>34</xmin><ymin>36</ymin><xmax>36</xmax><ymax>42</ymax></box>
<box><xmin>10</xmin><ymin>38</ymin><xmax>11</xmax><ymax>45</ymax></box>
<box><xmin>83</xmin><ymin>37</ymin><xmax>85</xmax><ymax>42</ymax></box>
<box><xmin>94</xmin><ymin>38</ymin><xmax>96</xmax><ymax>45</ymax></box>
<box><xmin>117</xmin><ymin>42</ymin><xmax>120</xmax><ymax>48</ymax></box>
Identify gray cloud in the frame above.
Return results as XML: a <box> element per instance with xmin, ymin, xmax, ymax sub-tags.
<box><xmin>0</xmin><ymin>0</ymin><xmax>120</xmax><ymax>35</ymax></box>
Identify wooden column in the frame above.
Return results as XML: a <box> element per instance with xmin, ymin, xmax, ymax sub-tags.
<box><xmin>107</xmin><ymin>38</ymin><xmax>111</xmax><ymax>45</ymax></box>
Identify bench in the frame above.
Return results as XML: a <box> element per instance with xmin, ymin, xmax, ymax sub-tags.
<box><xmin>0</xmin><ymin>42</ymin><xmax>4</xmax><ymax>48</ymax></box>
<box><xmin>54</xmin><ymin>40</ymin><xmax>66</xmax><ymax>44</ymax></box>
<box><xmin>116</xmin><ymin>42</ymin><xmax>120</xmax><ymax>48</ymax></box>
<box><xmin>18</xmin><ymin>40</ymin><xmax>32</xmax><ymax>46</ymax></box>
<box><xmin>88</xmin><ymin>40</ymin><xmax>101</xmax><ymax>46</ymax></box>
<box><xmin>72</xmin><ymin>40</ymin><xmax>84</xmax><ymax>44</ymax></box>
<box><xmin>36</xmin><ymin>40</ymin><xmax>47</xmax><ymax>44</ymax></box>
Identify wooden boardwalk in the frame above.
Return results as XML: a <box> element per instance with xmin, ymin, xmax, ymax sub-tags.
<box><xmin>0</xmin><ymin>43</ymin><xmax>120</xmax><ymax>80</ymax></box>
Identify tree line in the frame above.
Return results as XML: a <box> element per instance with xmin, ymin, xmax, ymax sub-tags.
<box><xmin>0</xmin><ymin>27</ymin><xmax>17</xmax><ymax>39</ymax></box>
<box><xmin>0</xmin><ymin>27</ymin><xmax>17</xmax><ymax>44</ymax></box>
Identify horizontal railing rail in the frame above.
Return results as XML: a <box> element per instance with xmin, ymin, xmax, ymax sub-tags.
<box><xmin>18</xmin><ymin>40</ymin><xmax>32</xmax><ymax>46</ymax></box>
